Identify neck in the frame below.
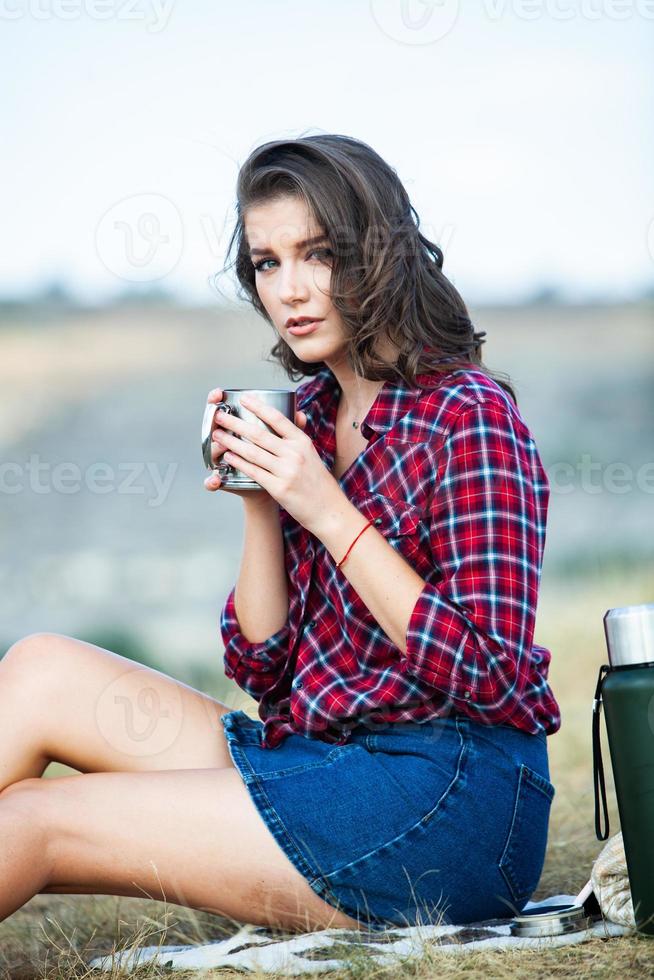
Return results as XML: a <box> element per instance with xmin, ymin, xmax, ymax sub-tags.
<box><xmin>325</xmin><ymin>362</ymin><xmax>385</xmax><ymax>425</ymax></box>
<box><xmin>339</xmin><ymin>381</ymin><xmax>384</xmax><ymax>428</ymax></box>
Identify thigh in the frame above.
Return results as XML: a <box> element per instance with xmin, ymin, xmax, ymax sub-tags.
<box><xmin>2</xmin><ymin>632</ymin><xmax>235</xmax><ymax>774</ymax></box>
<box><xmin>12</xmin><ymin>769</ymin><xmax>361</xmax><ymax>933</ymax></box>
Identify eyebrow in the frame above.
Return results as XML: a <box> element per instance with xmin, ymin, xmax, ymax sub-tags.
<box><xmin>249</xmin><ymin>234</ymin><xmax>328</xmax><ymax>257</ymax></box>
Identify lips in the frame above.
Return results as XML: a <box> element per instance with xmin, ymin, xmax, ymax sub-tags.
<box><xmin>287</xmin><ymin>319</ymin><xmax>322</xmax><ymax>336</ymax></box>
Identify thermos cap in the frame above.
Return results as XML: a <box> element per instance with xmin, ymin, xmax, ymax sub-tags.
<box><xmin>604</xmin><ymin>603</ymin><xmax>654</xmax><ymax>669</ymax></box>
<box><xmin>510</xmin><ymin>904</ymin><xmax>591</xmax><ymax>938</ymax></box>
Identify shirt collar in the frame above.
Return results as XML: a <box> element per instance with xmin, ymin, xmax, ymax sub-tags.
<box><xmin>296</xmin><ymin>365</ymin><xmax>426</xmax><ymax>440</ymax></box>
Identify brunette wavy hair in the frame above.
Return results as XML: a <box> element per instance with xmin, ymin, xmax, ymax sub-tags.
<box><xmin>219</xmin><ymin>134</ymin><xmax>517</xmax><ymax>405</ymax></box>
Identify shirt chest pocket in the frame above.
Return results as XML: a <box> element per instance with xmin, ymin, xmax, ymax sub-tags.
<box><xmin>354</xmin><ymin>492</ymin><xmax>424</xmax><ymax>562</ymax></box>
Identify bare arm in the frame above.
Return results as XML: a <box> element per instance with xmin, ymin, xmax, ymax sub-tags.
<box><xmin>204</xmin><ymin>384</ymin><xmax>306</xmax><ymax>658</ymax></box>
<box><xmin>234</xmin><ymin>498</ymin><xmax>289</xmax><ymax>643</ymax></box>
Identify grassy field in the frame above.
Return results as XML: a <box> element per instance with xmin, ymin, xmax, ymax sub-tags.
<box><xmin>0</xmin><ymin>564</ymin><xmax>652</xmax><ymax>979</ymax></box>
<box><xmin>0</xmin><ymin>300</ymin><xmax>651</xmax><ymax>976</ymax></box>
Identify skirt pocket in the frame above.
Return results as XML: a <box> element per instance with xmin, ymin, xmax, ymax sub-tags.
<box><xmin>499</xmin><ymin>763</ymin><xmax>556</xmax><ymax>909</ymax></box>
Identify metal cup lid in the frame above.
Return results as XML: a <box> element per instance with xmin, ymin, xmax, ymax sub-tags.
<box><xmin>510</xmin><ymin>903</ymin><xmax>592</xmax><ymax>938</ymax></box>
<box><xmin>604</xmin><ymin>603</ymin><xmax>654</xmax><ymax>669</ymax></box>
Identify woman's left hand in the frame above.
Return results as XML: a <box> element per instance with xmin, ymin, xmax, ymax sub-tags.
<box><xmin>214</xmin><ymin>393</ymin><xmax>342</xmax><ymax>534</ymax></box>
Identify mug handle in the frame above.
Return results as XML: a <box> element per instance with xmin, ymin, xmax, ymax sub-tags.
<box><xmin>202</xmin><ymin>401</ymin><xmax>234</xmax><ymax>473</ymax></box>
<box><xmin>214</xmin><ymin>403</ymin><xmax>234</xmax><ymax>478</ymax></box>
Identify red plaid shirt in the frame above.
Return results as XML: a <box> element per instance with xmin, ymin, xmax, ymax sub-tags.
<box><xmin>220</xmin><ymin>365</ymin><xmax>560</xmax><ymax>748</ymax></box>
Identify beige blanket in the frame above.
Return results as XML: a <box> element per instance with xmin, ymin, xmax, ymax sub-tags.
<box><xmin>575</xmin><ymin>831</ymin><xmax>635</xmax><ymax>928</ymax></box>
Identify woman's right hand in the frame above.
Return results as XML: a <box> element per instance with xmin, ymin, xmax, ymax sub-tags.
<box><xmin>204</xmin><ymin>387</ymin><xmax>307</xmax><ymax>502</ymax></box>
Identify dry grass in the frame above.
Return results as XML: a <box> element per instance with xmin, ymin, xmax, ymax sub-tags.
<box><xmin>0</xmin><ymin>566</ymin><xmax>652</xmax><ymax>978</ymax></box>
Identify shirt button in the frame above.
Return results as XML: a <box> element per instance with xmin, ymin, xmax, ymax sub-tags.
<box><xmin>307</xmin><ymin>619</ymin><xmax>317</xmax><ymax>629</ymax></box>
<box><xmin>463</xmin><ymin>691</ymin><xmax>472</xmax><ymax>700</ymax></box>
<box><xmin>295</xmin><ymin>680</ymin><xmax>303</xmax><ymax>689</ymax></box>
<box><xmin>374</xmin><ymin>517</ymin><xmax>383</xmax><ymax>526</ymax></box>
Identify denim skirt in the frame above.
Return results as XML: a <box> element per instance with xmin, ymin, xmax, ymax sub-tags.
<box><xmin>219</xmin><ymin>709</ymin><xmax>555</xmax><ymax>932</ymax></box>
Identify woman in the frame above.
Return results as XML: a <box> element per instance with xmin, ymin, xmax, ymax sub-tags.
<box><xmin>211</xmin><ymin>133</ymin><xmax>560</xmax><ymax>931</ymax></box>
<box><xmin>0</xmin><ymin>134</ymin><xmax>559</xmax><ymax>936</ymax></box>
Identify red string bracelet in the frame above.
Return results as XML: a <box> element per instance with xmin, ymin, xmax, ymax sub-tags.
<box><xmin>336</xmin><ymin>519</ymin><xmax>374</xmax><ymax>570</ymax></box>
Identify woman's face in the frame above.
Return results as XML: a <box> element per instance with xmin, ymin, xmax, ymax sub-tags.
<box><xmin>244</xmin><ymin>195</ymin><xmax>348</xmax><ymax>365</ymax></box>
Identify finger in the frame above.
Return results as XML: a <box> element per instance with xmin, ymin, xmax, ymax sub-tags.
<box><xmin>212</xmin><ymin>430</ymin><xmax>226</xmax><ymax>445</ymax></box>
<box><xmin>204</xmin><ymin>473</ymin><xmax>222</xmax><ymax>491</ymax></box>
<box><xmin>221</xmin><ymin>450</ymin><xmax>270</xmax><ymax>493</ymax></box>
<box><xmin>237</xmin><ymin>395</ymin><xmax>301</xmax><ymax>440</ymax></box>
<box><xmin>206</xmin><ymin>388</ymin><xmax>224</xmax><ymax>403</ymax></box>
<box><xmin>215</xmin><ymin>409</ymin><xmax>284</xmax><ymax>456</ymax></box>
<box><xmin>220</xmin><ymin>435</ymin><xmax>272</xmax><ymax>472</ymax></box>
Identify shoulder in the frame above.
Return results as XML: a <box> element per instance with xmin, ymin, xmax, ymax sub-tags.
<box><xmin>414</xmin><ymin>368</ymin><xmax>532</xmax><ymax>441</ymax></box>
<box><xmin>415</xmin><ymin>371</ymin><xmax>548</xmax><ymax>492</ymax></box>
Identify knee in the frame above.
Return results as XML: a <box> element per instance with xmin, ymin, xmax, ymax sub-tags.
<box><xmin>0</xmin><ymin>778</ymin><xmax>57</xmax><ymax>875</ymax></box>
<box><xmin>0</xmin><ymin>777</ymin><xmax>61</xmax><ymax>845</ymax></box>
<box><xmin>2</xmin><ymin>632</ymin><xmax>68</xmax><ymax>675</ymax></box>
<box><xmin>0</xmin><ymin>776</ymin><xmax>43</xmax><ymax>806</ymax></box>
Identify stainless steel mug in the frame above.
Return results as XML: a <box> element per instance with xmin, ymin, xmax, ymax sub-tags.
<box><xmin>201</xmin><ymin>388</ymin><xmax>297</xmax><ymax>490</ymax></box>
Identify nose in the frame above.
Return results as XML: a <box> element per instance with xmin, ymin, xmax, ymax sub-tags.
<box><xmin>276</xmin><ymin>260</ymin><xmax>310</xmax><ymax>306</ymax></box>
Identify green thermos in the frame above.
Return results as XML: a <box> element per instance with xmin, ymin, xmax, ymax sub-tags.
<box><xmin>593</xmin><ymin>602</ymin><xmax>654</xmax><ymax>935</ymax></box>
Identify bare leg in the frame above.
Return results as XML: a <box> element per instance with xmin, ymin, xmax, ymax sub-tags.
<box><xmin>0</xmin><ymin>785</ymin><xmax>58</xmax><ymax>917</ymax></box>
<box><xmin>0</xmin><ymin>770</ymin><xmax>362</xmax><ymax>932</ymax></box>
<box><xmin>0</xmin><ymin>632</ymin><xmax>235</xmax><ymax>791</ymax></box>
<box><xmin>0</xmin><ymin>633</ymin><xmax>362</xmax><ymax>931</ymax></box>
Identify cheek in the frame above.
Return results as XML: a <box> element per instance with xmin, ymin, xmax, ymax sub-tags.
<box><xmin>312</xmin><ymin>265</ymin><xmax>332</xmax><ymax>297</ymax></box>
<box><xmin>255</xmin><ymin>278</ymin><xmax>274</xmax><ymax>310</ymax></box>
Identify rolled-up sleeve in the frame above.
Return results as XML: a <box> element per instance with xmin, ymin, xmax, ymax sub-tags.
<box><xmin>220</xmin><ymin>585</ymin><xmax>292</xmax><ymax>701</ymax></box>
<box><xmin>403</xmin><ymin>400</ymin><xmax>549</xmax><ymax>723</ymax></box>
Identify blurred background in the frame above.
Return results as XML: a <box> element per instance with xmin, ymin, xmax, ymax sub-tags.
<box><xmin>0</xmin><ymin>1</ymin><xmax>653</xmax><ymax>884</ymax></box>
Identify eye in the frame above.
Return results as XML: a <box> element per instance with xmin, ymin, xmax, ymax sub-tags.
<box><xmin>252</xmin><ymin>257</ymin><xmax>275</xmax><ymax>273</ymax></box>
<box><xmin>252</xmin><ymin>247</ymin><xmax>334</xmax><ymax>274</ymax></box>
<box><xmin>310</xmin><ymin>247</ymin><xmax>333</xmax><ymax>262</ymax></box>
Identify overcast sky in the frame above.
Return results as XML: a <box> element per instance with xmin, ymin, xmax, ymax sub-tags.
<box><xmin>2</xmin><ymin>0</ymin><xmax>653</xmax><ymax>305</ymax></box>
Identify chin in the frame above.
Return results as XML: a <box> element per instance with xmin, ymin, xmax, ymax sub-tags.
<box><xmin>295</xmin><ymin>351</ymin><xmax>329</xmax><ymax>366</ymax></box>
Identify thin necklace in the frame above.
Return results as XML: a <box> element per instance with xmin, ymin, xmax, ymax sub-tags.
<box><xmin>343</xmin><ymin>380</ymin><xmax>382</xmax><ymax>430</ymax></box>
